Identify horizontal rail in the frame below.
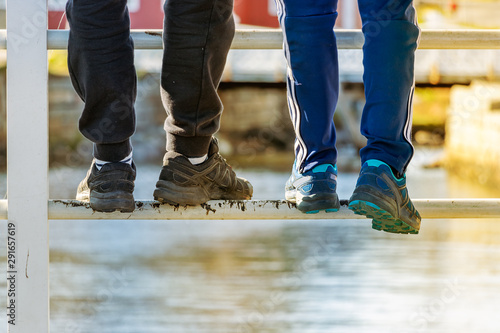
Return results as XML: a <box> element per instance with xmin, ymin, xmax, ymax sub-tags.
<box><xmin>0</xmin><ymin>29</ymin><xmax>499</xmax><ymax>50</ymax></box>
<box><xmin>38</xmin><ymin>29</ymin><xmax>500</xmax><ymax>50</ymax></box>
<box><xmin>0</xmin><ymin>199</ymin><xmax>498</xmax><ymax>220</ymax></box>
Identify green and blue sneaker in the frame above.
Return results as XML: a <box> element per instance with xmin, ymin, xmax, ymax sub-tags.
<box><xmin>348</xmin><ymin>159</ymin><xmax>421</xmax><ymax>234</ymax></box>
<box><xmin>285</xmin><ymin>163</ymin><xmax>340</xmax><ymax>214</ymax></box>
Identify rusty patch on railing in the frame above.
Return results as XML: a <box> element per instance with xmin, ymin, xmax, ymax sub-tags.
<box><xmin>52</xmin><ymin>199</ymin><xmax>305</xmax><ymax>214</ymax></box>
<box><xmin>226</xmin><ymin>200</ymin><xmax>247</xmax><ymax>211</ymax></box>
<box><xmin>201</xmin><ymin>203</ymin><xmax>216</xmax><ymax>215</ymax></box>
<box><xmin>145</xmin><ymin>30</ymin><xmax>162</xmax><ymax>37</ymax></box>
<box><xmin>53</xmin><ymin>199</ymin><xmax>91</xmax><ymax>209</ymax></box>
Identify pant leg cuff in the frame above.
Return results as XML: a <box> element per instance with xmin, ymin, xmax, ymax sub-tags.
<box><xmin>94</xmin><ymin>140</ymin><xmax>132</xmax><ymax>162</ymax></box>
<box><xmin>166</xmin><ymin>133</ymin><xmax>212</xmax><ymax>158</ymax></box>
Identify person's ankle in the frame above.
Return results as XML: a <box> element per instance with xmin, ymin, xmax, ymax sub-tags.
<box><xmin>187</xmin><ymin>154</ymin><xmax>208</xmax><ymax>165</ymax></box>
<box><xmin>95</xmin><ymin>151</ymin><xmax>133</xmax><ymax>170</ymax></box>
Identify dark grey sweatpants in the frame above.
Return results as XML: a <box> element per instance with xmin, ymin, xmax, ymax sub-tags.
<box><xmin>66</xmin><ymin>0</ymin><xmax>235</xmax><ymax>161</ymax></box>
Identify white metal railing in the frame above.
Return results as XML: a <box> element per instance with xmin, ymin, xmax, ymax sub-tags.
<box><xmin>6</xmin><ymin>1</ymin><xmax>500</xmax><ymax>332</ymax></box>
<box><xmin>7</xmin><ymin>1</ymin><xmax>49</xmax><ymax>333</ymax></box>
<box><xmin>3</xmin><ymin>29</ymin><xmax>500</xmax><ymax>50</ymax></box>
<box><xmin>0</xmin><ymin>199</ymin><xmax>500</xmax><ymax>220</ymax></box>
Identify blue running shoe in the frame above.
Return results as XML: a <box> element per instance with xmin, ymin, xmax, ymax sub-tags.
<box><xmin>285</xmin><ymin>163</ymin><xmax>340</xmax><ymax>214</ymax></box>
<box><xmin>348</xmin><ymin>159</ymin><xmax>421</xmax><ymax>234</ymax></box>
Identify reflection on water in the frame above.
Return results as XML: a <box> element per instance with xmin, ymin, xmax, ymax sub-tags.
<box><xmin>1</xmin><ymin>148</ymin><xmax>500</xmax><ymax>332</ymax></box>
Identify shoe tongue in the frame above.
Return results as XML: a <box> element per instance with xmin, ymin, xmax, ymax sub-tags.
<box><xmin>312</xmin><ymin>164</ymin><xmax>336</xmax><ymax>173</ymax></box>
<box><xmin>364</xmin><ymin>159</ymin><xmax>403</xmax><ymax>179</ymax></box>
<box><xmin>364</xmin><ymin>159</ymin><xmax>387</xmax><ymax>168</ymax></box>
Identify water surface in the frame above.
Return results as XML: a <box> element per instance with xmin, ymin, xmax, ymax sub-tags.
<box><xmin>1</xmin><ymin>148</ymin><xmax>500</xmax><ymax>333</ymax></box>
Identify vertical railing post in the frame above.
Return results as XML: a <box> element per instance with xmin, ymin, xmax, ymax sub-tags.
<box><xmin>6</xmin><ymin>0</ymin><xmax>49</xmax><ymax>332</ymax></box>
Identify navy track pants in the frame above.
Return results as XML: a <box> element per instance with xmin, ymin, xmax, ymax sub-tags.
<box><xmin>275</xmin><ymin>0</ymin><xmax>420</xmax><ymax>175</ymax></box>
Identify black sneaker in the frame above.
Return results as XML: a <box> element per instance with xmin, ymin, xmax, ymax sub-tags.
<box><xmin>76</xmin><ymin>160</ymin><xmax>136</xmax><ymax>212</ymax></box>
<box><xmin>153</xmin><ymin>138</ymin><xmax>253</xmax><ymax>205</ymax></box>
